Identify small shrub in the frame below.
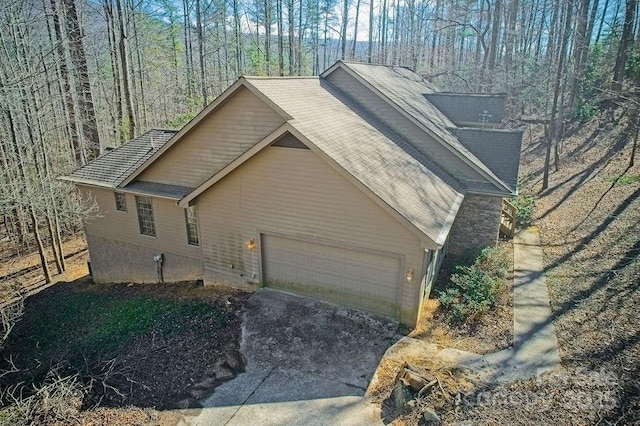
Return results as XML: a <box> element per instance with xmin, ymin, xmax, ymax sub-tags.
<box><xmin>571</xmin><ymin>96</ymin><xmax>598</xmax><ymax>121</ymax></box>
<box><xmin>610</xmin><ymin>174</ymin><xmax>640</xmax><ymax>185</ymax></box>
<box><xmin>437</xmin><ymin>247</ymin><xmax>509</xmax><ymax>323</ymax></box>
<box><xmin>475</xmin><ymin>246</ymin><xmax>510</xmax><ymax>280</ymax></box>
<box><xmin>510</xmin><ymin>195</ymin><xmax>536</xmax><ymax>226</ymax></box>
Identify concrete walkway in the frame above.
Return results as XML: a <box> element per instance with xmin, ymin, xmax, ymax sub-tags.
<box><xmin>460</xmin><ymin>226</ymin><xmax>562</xmax><ymax>382</ymax></box>
<box><xmin>375</xmin><ymin>227</ymin><xmax>562</xmax><ymax>385</ymax></box>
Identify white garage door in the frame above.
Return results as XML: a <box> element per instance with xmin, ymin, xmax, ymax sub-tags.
<box><xmin>262</xmin><ymin>234</ymin><xmax>401</xmax><ymax>317</ymax></box>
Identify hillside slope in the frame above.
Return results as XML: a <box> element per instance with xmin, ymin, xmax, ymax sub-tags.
<box><xmin>521</xmin><ymin>110</ymin><xmax>640</xmax><ymax>423</ymax></box>
<box><xmin>441</xmin><ymin>107</ymin><xmax>639</xmax><ymax>424</ymax></box>
<box><xmin>480</xmin><ymin>109</ymin><xmax>639</xmax><ymax>425</ymax></box>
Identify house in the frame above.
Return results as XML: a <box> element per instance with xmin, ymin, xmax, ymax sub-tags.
<box><xmin>62</xmin><ymin>61</ymin><xmax>522</xmax><ymax>326</ymax></box>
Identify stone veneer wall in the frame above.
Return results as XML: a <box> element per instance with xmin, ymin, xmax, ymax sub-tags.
<box><xmin>448</xmin><ymin>193</ymin><xmax>503</xmax><ymax>257</ymax></box>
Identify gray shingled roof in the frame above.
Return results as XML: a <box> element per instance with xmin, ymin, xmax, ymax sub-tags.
<box><xmin>246</xmin><ymin>77</ymin><xmax>463</xmax><ymax>246</ymax></box>
<box><xmin>338</xmin><ymin>62</ymin><xmax>512</xmax><ymax>193</ymax></box>
<box><xmin>451</xmin><ymin>128</ymin><xmax>522</xmax><ymax>190</ymax></box>
<box><xmin>125</xmin><ymin>181</ymin><xmax>193</xmax><ymax>199</ymax></box>
<box><xmin>63</xmin><ymin>129</ymin><xmax>176</xmax><ymax>187</ymax></box>
<box><xmin>425</xmin><ymin>93</ymin><xmax>504</xmax><ymax>125</ymax></box>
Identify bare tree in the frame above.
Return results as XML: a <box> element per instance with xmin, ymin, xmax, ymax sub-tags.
<box><xmin>62</xmin><ymin>0</ymin><xmax>100</xmax><ymax>159</ymax></box>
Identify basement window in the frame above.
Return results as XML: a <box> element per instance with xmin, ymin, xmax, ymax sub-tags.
<box><xmin>114</xmin><ymin>192</ymin><xmax>127</xmax><ymax>212</ymax></box>
<box><xmin>185</xmin><ymin>206</ymin><xmax>199</xmax><ymax>246</ymax></box>
<box><xmin>136</xmin><ymin>196</ymin><xmax>156</xmax><ymax>237</ymax></box>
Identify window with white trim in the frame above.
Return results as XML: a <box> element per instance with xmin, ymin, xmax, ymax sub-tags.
<box><xmin>136</xmin><ymin>196</ymin><xmax>156</xmax><ymax>236</ymax></box>
<box><xmin>114</xmin><ymin>192</ymin><xmax>127</xmax><ymax>211</ymax></box>
<box><xmin>185</xmin><ymin>206</ymin><xmax>199</xmax><ymax>246</ymax></box>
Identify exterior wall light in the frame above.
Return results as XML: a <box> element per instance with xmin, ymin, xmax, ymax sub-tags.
<box><xmin>406</xmin><ymin>268</ymin><xmax>414</xmax><ymax>282</ymax></box>
<box><xmin>246</xmin><ymin>238</ymin><xmax>257</xmax><ymax>250</ymax></box>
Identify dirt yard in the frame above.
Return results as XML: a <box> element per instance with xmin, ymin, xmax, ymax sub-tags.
<box><xmin>0</xmin><ymin>278</ymin><xmax>251</xmax><ymax>424</ymax></box>
<box><xmin>0</xmin><ymin>235</ymin><xmax>88</xmax><ymax>305</ymax></box>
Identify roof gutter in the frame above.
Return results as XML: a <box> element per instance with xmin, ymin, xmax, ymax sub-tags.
<box><xmin>58</xmin><ymin>176</ymin><xmax>115</xmax><ymax>189</ymax></box>
<box><xmin>435</xmin><ymin>192</ymin><xmax>464</xmax><ymax>248</ymax></box>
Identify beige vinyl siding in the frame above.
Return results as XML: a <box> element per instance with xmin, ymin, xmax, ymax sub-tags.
<box><xmin>325</xmin><ymin>67</ymin><xmax>487</xmax><ymax>184</ymax></box>
<box><xmin>81</xmin><ymin>185</ymin><xmax>202</xmax><ymax>261</ymax></box>
<box><xmin>139</xmin><ymin>87</ymin><xmax>286</xmax><ymax>188</ymax></box>
<box><xmin>196</xmin><ymin>145</ymin><xmax>425</xmax><ymax>325</ymax></box>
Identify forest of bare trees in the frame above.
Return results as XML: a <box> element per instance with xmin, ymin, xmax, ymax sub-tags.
<box><xmin>1</xmin><ymin>0</ymin><xmax>640</xmax><ymax>280</ymax></box>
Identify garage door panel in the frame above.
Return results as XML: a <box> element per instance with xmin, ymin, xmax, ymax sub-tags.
<box><xmin>262</xmin><ymin>234</ymin><xmax>401</xmax><ymax>317</ymax></box>
<box><xmin>295</xmin><ymin>253</ymin><xmax>312</xmax><ymax>267</ymax></box>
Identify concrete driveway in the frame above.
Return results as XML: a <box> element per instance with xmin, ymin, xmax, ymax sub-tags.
<box><xmin>190</xmin><ymin>289</ymin><xmax>398</xmax><ymax>425</ymax></box>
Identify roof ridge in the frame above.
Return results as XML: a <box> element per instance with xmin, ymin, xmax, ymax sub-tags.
<box><xmin>339</xmin><ymin>60</ymin><xmax>415</xmax><ymax>71</ymax></box>
<box><xmin>244</xmin><ymin>76</ymin><xmax>319</xmax><ymax>80</ymax></box>
<box><xmin>428</xmin><ymin>92</ymin><xmax>507</xmax><ymax>97</ymax></box>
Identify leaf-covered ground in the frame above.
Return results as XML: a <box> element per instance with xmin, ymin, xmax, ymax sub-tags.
<box><xmin>0</xmin><ymin>280</ymin><xmax>251</xmax><ymax>424</ymax></box>
<box><xmin>443</xmin><ymin>108</ymin><xmax>640</xmax><ymax>424</ymax></box>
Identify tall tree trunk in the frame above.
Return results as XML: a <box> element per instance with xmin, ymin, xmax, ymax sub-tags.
<box><xmin>485</xmin><ymin>0</ymin><xmax>502</xmax><ymax>89</ymax></box>
<box><xmin>183</xmin><ymin>0</ymin><xmax>195</xmax><ymax>98</ymax></box>
<box><xmin>380</xmin><ymin>0</ymin><xmax>387</xmax><ymax>63</ymax></box>
<box><xmin>392</xmin><ymin>0</ymin><xmax>400</xmax><ymax>65</ymax></box>
<box><xmin>297</xmin><ymin>0</ymin><xmax>303</xmax><ymax>74</ymax></box>
<box><xmin>129</xmin><ymin>0</ymin><xmax>147</xmax><ymax>130</ymax></box>
<box><xmin>340</xmin><ymin>0</ymin><xmax>349</xmax><ymax>60</ymax></box>
<box><xmin>612</xmin><ymin>0</ymin><xmax>637</xmax><ymax>92</ymax></box>
<box><xmin>533</xmin><ymin>0</ymin><xmax>548</xmax><ymax>64</ymax></box>
<box><xmin>288</xmin><ymin>0</ymin><xmax>295</xmax><ymax>74</ymax></box>
<box><xmin>265</xmin><ymin>0</ymin><xmax>271</xmax><ymax>75</ymax></box>
<box><xmin>115</xmin><ymin>0</ymin><xmax>136</xmax><ymax>139</ymax></box>
<box><xmin>474</xmin><ymin>0</ymin><xmax>485</xmax><ymax>66</ymax></box>
<box><xmin>53</xmin><ymin>214</ymin><xmax>66</xmax><ymax>272</ymax></box>
<box><xmin>568</xmin><ymin>0</ymin><xmax>593</xmax><ymax>113</ymax></box>
<box><xmin>233</xmin><ymin>0</ymin><xmax>243</xmax><ymax>74</ymax></box>
<box><xmin>30</xmin><ymin>208</ymin><xmax>51</xmax><ymax>284</ymax></box>
<box><xmin>504</xmin><ymin>0</ymin><xmax>519</xmax><ymax>113</ymax></box>
<box><xmin>351</xmin><ymin>0</ymin><xmax>361</xmax><ymax>58</ymax></box>
<box><xmin>323</xmin><ymin>9</ymin><xmax>329</xmax><ymax>70</ymax></box>
<box><xmin>278</xmin><ymin>0</ymin><xmax>285</xmax><ymax>75</ymax></box>
<box><xmin>49</xmin><ymin>0</ymin><xmax>81</xmax><ymax>165</ymax></box>
<box><xmin>586</xmin><ymin>0</ymin><xmax>600</xmax><ymax>43</ymax></box>
<box><xmin>62</xmin><ymin>0</ymin><xmax>100</xmax><ymax>159</ymax></box>
<box><xmin>367</xmin><ymin>0</ymin><xmax>374</xmax><ymax>62</ymax></box>
<box><xmin>45</xmin><ymin>214</ymin><xmax>63</xmax><ymax>275</ymax></box>
<box><xmin>596</xmin><ymin>0</ymin><xmax>610</xmax><ymax>44</ymax></box>
<box><xmin>104</xmin><ymin>2</ymin><xmax>123</xmax><ymax>143</ymax></box>
<box><xmin>543</xmin><ymin>0</ymin><xmax>572</xmax><ymax>191</ymax></box>
<box><xmin>313</xmin><ymin>0</ymin><xmax>320</xmax><ymax>74</ymax></box>
<box><xmin>3</xmin><ymin>99</ymin><xmax>51</xmax><ymax>282</ymax></box>
<box><xmin>195</xmin><ymin>0</ymin><xmax>207</xmax><ymax>106</ymax></box>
